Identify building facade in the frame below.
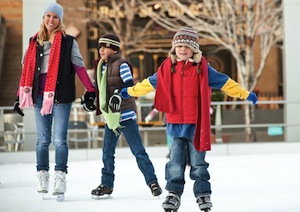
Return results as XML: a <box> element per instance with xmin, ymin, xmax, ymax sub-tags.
<box><xmin>0</xmin><ymin>0</ymin><xmax>283</xmax><ymax>106</ymax></box>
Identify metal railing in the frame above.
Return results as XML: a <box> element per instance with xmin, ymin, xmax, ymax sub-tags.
<box><xmin>210</xmin><ymin>100</ymin><xmax>299</xmax><ymax>143</ymax></box>
<box><xmin>210</xmin><ymin>99</ymin><xmax>298</xmax><ymax>129</ymax></box>
<box><xmin>1</xmin><ymin>99</ymin><xmax>300</xmax><ymax>151</ymax></box>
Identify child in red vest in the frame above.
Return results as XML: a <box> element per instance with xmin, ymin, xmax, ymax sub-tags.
<box><xmin>120</xmin><ymin>27</ymin><xmax>257</xmax><ymax>211</ymax></box>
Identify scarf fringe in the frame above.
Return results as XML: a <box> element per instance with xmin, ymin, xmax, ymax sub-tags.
<box><xmin>40</xmin><ymin>92</ymin><xmax>55</xmax><ymax>116</ymax></box>
<box><xmin>19</xmin><ymin>86</ymin><xmax>34</xmax><ymax>109</ymax></box>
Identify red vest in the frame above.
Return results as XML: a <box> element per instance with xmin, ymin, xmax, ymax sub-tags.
<box><xmin>155</xmin><ymin>57</ymin><xmax>212</xmax><ymax>151</ymax></box>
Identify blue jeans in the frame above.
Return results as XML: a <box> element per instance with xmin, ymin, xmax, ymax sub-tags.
<box><xmin>101</xmin><ymin>119</ymin><xmax>158</xmax><ymax>188</ymax></box>
<box><xmin>34</xmin><ymin>95</ymin><xmax>72</xmax><ymax>173</ymax></box>
<box><xmin>165</xmin><ymin>136</ymin><xmax>211</xmax><ymax>197</ymax></box>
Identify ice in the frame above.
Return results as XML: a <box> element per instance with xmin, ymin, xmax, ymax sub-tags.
<box><xmin>0</xmin><ymin>146</ymin><xmax>300</xmax><ymax>212</ymax></box>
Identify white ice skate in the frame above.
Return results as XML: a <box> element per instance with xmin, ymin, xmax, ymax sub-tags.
<box><xmin>37</xmin><ymin>170</ymin><xmax>49</xmax><ymax>199</ymax></box>
<box><xmin>52</xmin><ymin>171</ymin><xmax>66</xmax><ymax>202</ymax></box>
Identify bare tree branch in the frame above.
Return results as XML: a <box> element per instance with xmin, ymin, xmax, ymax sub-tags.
<box><xmin>64</xmin><ymin>0</ymin><xmax>173</xmax><ymax>58</ymax></box>
<box><xmin>136</xmin><ymin>0</ymin><xmax>283</xmax><ymax>141</ymax></box>
<box><xmin>64</xmin><ymin>0</ymin><xmax>283</xmax><ymax>142</ymax></box>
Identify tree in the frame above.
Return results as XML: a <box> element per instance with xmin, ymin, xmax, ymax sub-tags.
<box><xmin>137</xmin><ymin>0</ymin><xmax>283</xmax><ymax>141</ymax></box>
<box><xmin>63</xmin><ymin>0</ymin><xmax>172</xmax><ymax>58</ymax></box>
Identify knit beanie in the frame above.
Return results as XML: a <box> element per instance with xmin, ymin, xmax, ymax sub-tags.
<box><xmin>169</xmin><ymin>27</ymin><xmax>202</xmax><ymax>63</ymax></box>
<box><xmin>98</xmin><ymin>34</ymin><xmax>121</xmax><ymax>52</ymax></box>
<box><xmin>43</xmin><ymin>2</ymin><xmax>64</xmax><ymax>21</ymax></box>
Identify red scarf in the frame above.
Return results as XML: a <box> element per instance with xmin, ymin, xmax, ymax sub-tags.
<box><xmin>155</xmin><ymin>57</ymin><xmax>211</xmax><ymax>152</ymax></box>
<box><xmin>19</xmin><ymin>32</ymin><xmax>62</xmax><ymax>115</ymax></box>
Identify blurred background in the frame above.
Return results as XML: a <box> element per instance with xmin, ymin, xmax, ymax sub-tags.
<box><xmin>0</xmin><ymin>0</ymin><xmax>299</xmax><ymax>154</ymax></box>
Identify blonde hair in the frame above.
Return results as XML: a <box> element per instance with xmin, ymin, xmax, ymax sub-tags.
<box><xmin>37</xmin><ymin>20</ymin><xmax>65</xmax><ymax>46</ymax></box>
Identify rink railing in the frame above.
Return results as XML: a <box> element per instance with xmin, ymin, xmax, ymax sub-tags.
<box><xmin>1</xmin><ymin>99</ymin><xmax>300</xmax><ymax>150</ymax></box>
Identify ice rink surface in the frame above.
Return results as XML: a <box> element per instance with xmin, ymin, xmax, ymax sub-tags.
<box><xmin>0</xmin><ymin>146</ymin><xmax>300</xmax><ymax>212</ymax></box>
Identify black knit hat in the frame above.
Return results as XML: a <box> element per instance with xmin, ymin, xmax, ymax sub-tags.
<box><xmin>98</xmin><ymin>33</ymin><xmax>121</xmax><ymax>51</ymax></box>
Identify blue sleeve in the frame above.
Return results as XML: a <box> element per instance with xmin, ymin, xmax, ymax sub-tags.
<box><xmin>148</xmin><ymin>72</ymin><xmax>158</xmax><ymax>89</ymax></box>
<box><xmin>208</xmin><ymin>64</ymin><xmax>230</xmax><ymax>89</ymax></box>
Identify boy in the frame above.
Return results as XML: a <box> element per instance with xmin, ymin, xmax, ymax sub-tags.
<box><xmin>120</xmin><ymin>27</ymin><xmax>257</xmax><ymax>211</ymax></box>
<box><xmin>91</xmin><ymin>33</ymin><xmax>162</xmax><ymax>199</ymax></box>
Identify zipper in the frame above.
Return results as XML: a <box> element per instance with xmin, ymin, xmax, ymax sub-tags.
<box><xmin>180</xmin><ymin>64</ymin><xmax>185</xmax><ymax>122</ymax></box>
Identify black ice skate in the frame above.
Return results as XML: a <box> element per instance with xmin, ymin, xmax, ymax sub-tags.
<box><xmin>197</xmin><ymin>195</ymin><xmax>213</xmax><ymax>212</ymax></box>
<box><xmin>162</xmin><ymin>192</ymin><xmax>181</xmax><ymax>212</ymax></box>
<box><xmin>149</xmin><ymin>182</ymin><xmax>162</xmax><ymax>197</ymax></box>
<box><xmin>91</xmin><ymin>184</ymin><xmax>113</xmax><ymax>199</ymax></box>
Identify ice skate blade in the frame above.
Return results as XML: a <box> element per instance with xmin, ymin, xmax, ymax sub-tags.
<box><xmin>53</xmin><ymin>194</ymin><xmax>65</xmax><ymax>202</ymax></box>
<box><xmin>162</xmin><ymin>204</ymin><xmax>179</xmax><ymax>212</ymax></box>
<box><xmin>199</xmin><ymin>203</ymin><xmax>212</xmax><ymax>211</ymax></box>
<box><xmin>91</xmin><ymin>194</ymin><xmax>112</xmax><ymax>200</ymax></box>
<box><xmin>38</xmin><ymin>190</ymin><xmax>48</xmax><ymax>200</ymax></box>
<box><xmin>39</xmin><ymin>193</ymin><xmax>46</xmax><ymax>200</ymax></box>
<box><xmin>56</xmin><ymin>194</ymin><xmax>65</xmax><ymax>202</ymax></box>
<box><xmin>53</xmin><ymin>192</ymin><xmax>65</xmax><ymax>202</ymax></box>
<box><xmin>164</xmin><ymin>209</ymin><xmax>178</xmax><ymax>212</ymax></box>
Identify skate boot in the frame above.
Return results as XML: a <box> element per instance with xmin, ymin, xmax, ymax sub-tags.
<box><xmin>162</xmin><ymin>192</ymin><xmax>181</xmax><ymax>212</ymax></box>
<box><xmin>197</xmin><ymin>195</ymin><xmax>213</xmax><ymax>212</ymax></box>
<box><xmin>91</xmin><ymin>184</ymin><xmax>113</xmax><ymax>199</ymax></box>
<box><xmin>37</xmin><ymin>170</ymin><xmax>49</xmax><ymax>195</ymax></box>
<box><xmin>149</xmin><ymin>181</ymin><xmax>162</xmax><ymax>197</ymax></box>
<box><xmin>52</xmin><ymin>171</ymin><xmax>66</xmax><ymax>202</ymax></box>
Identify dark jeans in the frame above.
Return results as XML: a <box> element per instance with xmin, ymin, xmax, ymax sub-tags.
<box><xmin>101</xmin><ymin>119</ymin><xmax>158</xmax><ymax>188</ymax></box>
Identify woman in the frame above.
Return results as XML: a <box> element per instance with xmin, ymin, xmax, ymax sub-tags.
<box><xmin>14</xmin><ymin>2</ymin><xmax>95</xmax><ymax>201</ymax></box>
